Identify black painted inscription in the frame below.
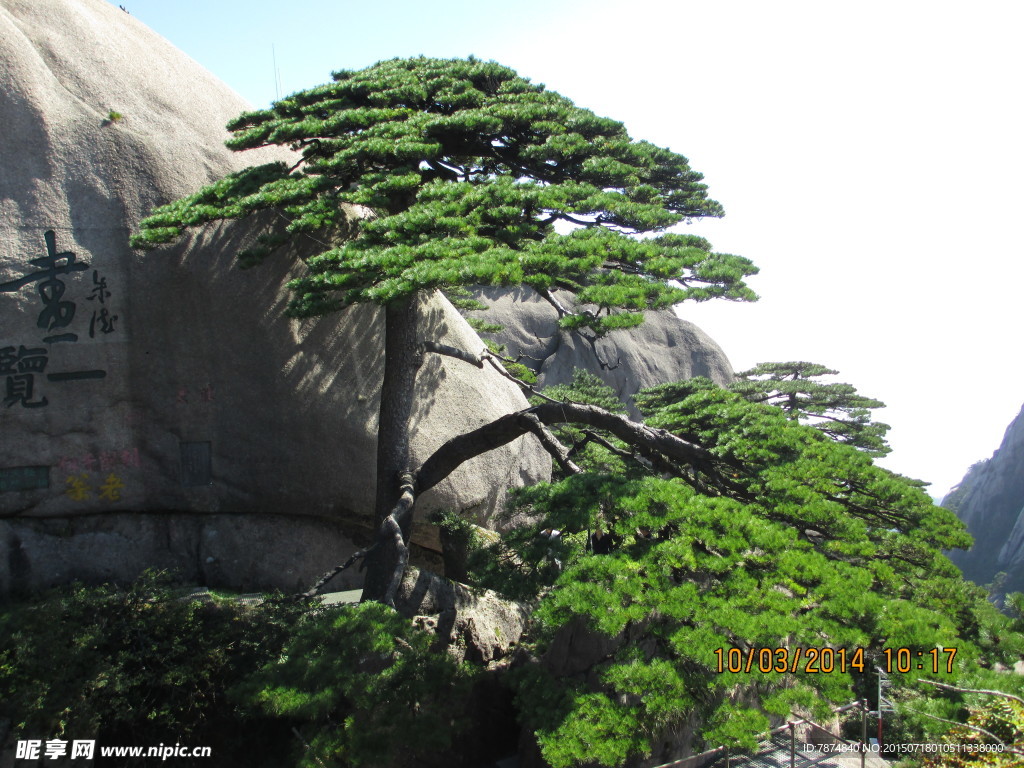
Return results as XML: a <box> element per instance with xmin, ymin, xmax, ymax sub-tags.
<box><xmin>0</xmin><ymin>230</ymin><xmax>89</xmax><ymax>333</ymax></box>
<box><xmin>1</xmin><ymin>230</ymin><xmax>111</xmax><ymax>407</ymax></box>
<box><xmin>1</xmin><ymin>345</ymin><xmax>49</xmax><ymax>408</ymax></box>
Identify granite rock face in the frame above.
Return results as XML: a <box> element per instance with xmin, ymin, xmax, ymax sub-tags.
<box><xmin>944</xmin><ymin>404</ymin><xmax>1024</xmax><ymax>592</ymax></box>
<box><xmin>470</xmin><ymin>286</ymin><xmax>734</xmax><ymax>416</ymax></box>
<box><xmin>394</xmin><ymin>567</ymin><xmax>530</xmax><ymax>666</ymax></box>
<box><xmin>0</xmin><ymin>0</ymin><xmax>549</xmax><ymax>595</ymax></box>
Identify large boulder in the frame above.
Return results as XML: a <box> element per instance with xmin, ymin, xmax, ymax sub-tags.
<box><xmin>470</xmin><ymin>286</ymin><xmax>734</xmax><ymax>416</ymax></box>
<box><xmin>944</xmin><ymin>403</ymin><xmax>1024</xmax><ymax>593</ymax></box>
<box><xmin>0</xmin><ymin>0</ymin><xmax>549</xmax><ymax>595</ymax></box>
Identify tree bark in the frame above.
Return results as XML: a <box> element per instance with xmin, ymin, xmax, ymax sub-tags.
<box><xmin>414</xmin><ymin>402</ymin><xmax>721</xmax><ymax>497</ymax></box>
<box><xmin>361</xmin><ymin>294</ymin><xmax>421</xmax><ymax>602</ymax></box>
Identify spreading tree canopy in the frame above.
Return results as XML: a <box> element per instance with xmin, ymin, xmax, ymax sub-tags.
<box><xmin>127</xmin><ymin>56</ymin><xmax>991</xmax><ymax>762</ymax></box>
<box><xmin>465</xmin><ymin>376</ymin><xmax>977</xmax><ymax>767</ymax></box>
<box><xmin>729</xmin><ymin>361</ymin><xmax>892</xmax><ymax>456</ymax></box>
<box><xmin>132</xmin><ymin>56</ymin><xmax>757</xmax><ymax>601</ymax></box>
<box><xmin>133</xmin><ymin>57</ymin><xmax>756</xmax><ymax>322</ymax></box>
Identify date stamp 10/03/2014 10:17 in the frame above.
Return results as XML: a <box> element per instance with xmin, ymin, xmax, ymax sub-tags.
<box><xmin>714</xmin><ymin>647</ymin><xmax>958</xmax><ymax>675</ymax></box>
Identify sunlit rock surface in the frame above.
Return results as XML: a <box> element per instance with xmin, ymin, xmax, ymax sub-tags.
<box><xmin>0</xmin><ymin>0</ymin><xmax>549</xmax><ymax>595</ymax></box>
<box><xmin>470</xmin><ymin>286</ymin><xmax>734</xmax><ymax>417</ymax></box>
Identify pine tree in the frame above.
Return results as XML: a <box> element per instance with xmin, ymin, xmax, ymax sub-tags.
<box><xmin>479</xmin><ymin>380</ymin><xmax>975</xmax><ymax>767</ymax></box>
<box><xmin>729</xmin><ymin>361</ymin><xmax>891</xmax><ymax>456</ymax></box>
<box><xmin>128</xmin><ymin>57</ymin><xmax>987</xmax><ymax>759</ymax></box>
<box><xmin>131</xmin><ymin>56</ymin><xmax>757</xmax><ymax>602</ymax></box>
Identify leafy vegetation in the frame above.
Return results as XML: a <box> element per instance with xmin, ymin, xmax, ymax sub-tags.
<box><xmin>0</xmin><ymin>575</ymin><xmax>472</xmax><ymax>768</ymax></box>
<box><xmin>5</xmin><ymin>367</ymin><xmax>1020</xmax><ymax>766</ymax></box>
<box><xmin>460</xmin><ymin>374</ymin><xmax>1014</xmax><ymax>767</ymax></box>
<box><xmin>919</xmin><ymin>685</ymin><xmax>1024</xmax><ymax>766</ymax></box>
<box><xmin>0</xmin><ymin>572</ymin><xmax>307</xmax><ymax>766</ymax></box>
<box><xmin>234</xmin><ymin>601</ymin><xmax>472</xmax><ymax>768</ymax></box>
<box><xmin>131</xmin><ymin>57</ymin><xmax>755</xmax><ymax>318</ymax></box>
<box><xmin>729</xmin><ymin>361</ymin><xmax>891</xmax><ymax>456</ymax></box>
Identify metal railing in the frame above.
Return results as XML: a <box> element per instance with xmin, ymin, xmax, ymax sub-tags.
<box><xmin>652</xmin><ymin>700</ymin><xmax>871</xmax><ymax>768</ymax></box>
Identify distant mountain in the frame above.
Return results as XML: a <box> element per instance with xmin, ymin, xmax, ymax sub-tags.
<box><xmin>944</xmin><ymin>404</ymin><xmax>1024</xmax><ymax>593</ymax></box>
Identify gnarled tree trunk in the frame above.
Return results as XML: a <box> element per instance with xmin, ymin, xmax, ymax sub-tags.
<box><xmin>361</xmin><ymin>293</ymin><xmax>421</xmax><ymax>602</ymax></box>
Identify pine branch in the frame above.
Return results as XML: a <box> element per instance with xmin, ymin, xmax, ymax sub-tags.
<box><xmin>538</xmin><ymin>287</ymin><xmax>572</xmax><ymax>318</ymax></box>
<box><xmin>413</xmin><ymin>401</ymin><xmax>719</xmax><ymax>497</ymax></box>
<box><xmin>482</xmin><ymin>353</ymin><xmax>562</xmax><ymax>404</ymax></box>
<box><xmin>421</xmin><ymin>340</ymin><xmax>484</xmax><ymax>368</ymax></box>
<box><xmin>570</xmin><ymin>429</ymin><xmax>644</xmax><ymax>466</ymax></box>
<box><xmin>521</xmin><ymin>412</ymin><xmax>583</xmax><ymax>476</ymax></box>
<box><xmin>918</xmin><ymin>679</ymin><xmax>1024</xmax><ymax>707</ymax></box>
<box><xmin>302</xmin><ymin>545</ymin><xmax>378</xmax><ymax>598</ymax></box>
<box><xmin>291</xmin><ymin>727</ymin><xmax>331</xmax><ymax>768</ymax></box>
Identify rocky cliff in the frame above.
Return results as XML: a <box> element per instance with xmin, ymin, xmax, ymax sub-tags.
<box><xmin>470</xmin><ymin>286</ymin><xmax>735</xmax><ymax>416</ymax></box>
<box><xmin>0</xmin><ymin>0</ymin><xmax>549</xmax><ymax>595</ymax></box>
<box><xmin>944</xmin><ymin>404</ymin><xmax>1024</xmax><ymax>592</ymax></box>
<box><xmin>0</xmin><ymin>0</ymin><xmax>736</xmax><ymax>598</ymax></box>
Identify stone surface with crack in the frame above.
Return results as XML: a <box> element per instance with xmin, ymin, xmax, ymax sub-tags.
<box><xmin>469</xmin><ymin>286</ymin><xmax>735</xmax><ymax>416</ymax></box>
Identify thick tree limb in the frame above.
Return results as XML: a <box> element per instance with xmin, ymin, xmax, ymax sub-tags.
<box><xmin>521</xmin><ymin>412</ymin><xmax>583</xmax><ymax>475</ymax></box>
<box><xmin>532</xmin><ymin>401</ymin><xmax>719</xmax><ymax>471</ymax></box>
<box><xmin>422</xmin><ymin>340</ymin><xmax>484</xmax><ymax>368</ymax></box>
<box><xmin>363</xmin><ymin>295</ymin><xmax>420</xmax><ymax>601</ymax></box>
<box><xmin>414</xmin><ymin>401</ymin><xmax>718</xmax><ymax>497</ymax></box>
<box><xmin>415</xmin><ymin>410</ymin><xmax>533</xmax><ymax>497</ymax></box>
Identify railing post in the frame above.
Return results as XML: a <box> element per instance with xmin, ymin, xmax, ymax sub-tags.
<box><xmin>860</xmin><ymin>699</ymin><xmax>867</xmax><ymax>768</ymax></box>
<box><xmin>790</xmin><ymin>721</ymin><xmax>796</xmax><ymax>768</ymax></box>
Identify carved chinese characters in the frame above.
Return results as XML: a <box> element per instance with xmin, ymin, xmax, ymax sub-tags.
<box><xmin>0</xmin><ymin>230</ymin><xmax>111</xmax><ymax>409</ymax></box>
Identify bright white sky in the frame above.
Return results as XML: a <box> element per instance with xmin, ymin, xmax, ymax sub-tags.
<box><xmin>117</xmin><ymin>0</ymin><xmax>1024</xmax><ymax>500</ymax></box>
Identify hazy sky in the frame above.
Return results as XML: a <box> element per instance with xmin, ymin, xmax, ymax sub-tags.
<box><xmin>116</xmin><ymin>0</ymin><xmax>1024</xmax><ymax>499</ymax></box>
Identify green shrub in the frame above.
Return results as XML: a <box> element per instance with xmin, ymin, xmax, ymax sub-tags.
<box><xmin>0</xmin><ymin>572</ymin><xmax>309</xmax><ymax>766</ymax></box>
<box><xmin>233</xmin><ymin>601</ymin><xmax>474</xmax><ymax>768</ymax></box>
<box><xmin>0</xmin><ymin>574</ymin><xmax>472</xmax><ymax>768</ymax></box>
